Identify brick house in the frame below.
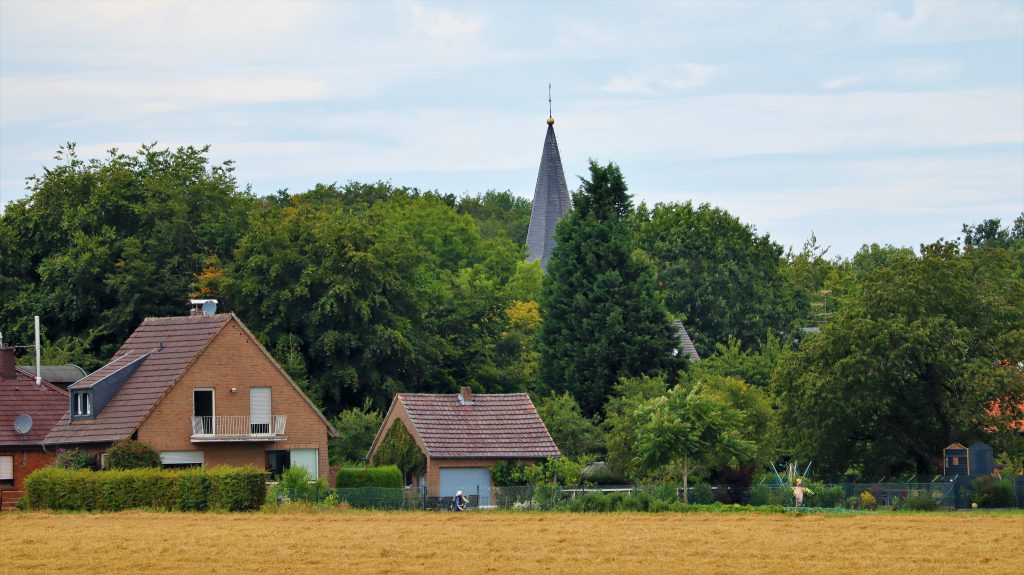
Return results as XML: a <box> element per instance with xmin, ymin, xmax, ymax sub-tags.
<box><xmin>0</xmin><ymin>345</ymin><xmax>68</xmax><ymax>510</ymax></box>
<box><xmin>368</xmin><ymin>387</ymin><xmax>560</xmax><ymax>500</ymax></box>
<box><xmin>45</xmin><ymin>309</ymin><xmax>337</xmax><ymax>480</ymax></box>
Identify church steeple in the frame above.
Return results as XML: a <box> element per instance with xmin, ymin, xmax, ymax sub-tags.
<box><xmin>526</xmin><ymin>91</ymin><xmax>571</xmax><ymax>270</ymax></box>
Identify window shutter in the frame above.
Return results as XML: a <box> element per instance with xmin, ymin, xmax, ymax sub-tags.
<box><xmin>0</xmin><ymin>456</ymin><xmax>13</xmax><ymax>480</ymax></box>
<box><xmin>250</xmin><ymin>388</ymin><xmax>271</xmax><ymax>425</ymax></box>
<box><xmin>160</xmin><ymin>451</ymin><xmax>205</xmax><ymax>466</ymax></box>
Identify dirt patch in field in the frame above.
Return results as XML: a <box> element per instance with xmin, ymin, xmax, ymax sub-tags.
<box><xmin>2</xmin><ymin>511</ymin><xmax>1022</xmax><ymax>574</ymax></box>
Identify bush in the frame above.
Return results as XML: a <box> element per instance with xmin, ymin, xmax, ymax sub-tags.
<box><xmin>688</xmin><ymin>484</ymin><xmax>715</xmax><ymax>504</ymax></box>
<box><xmin>568</xmin><ymin>491</ymin><xmax>612</xmax><ymax>512</ymax></box>
<box><xmin>859</xmin><ymin>491</ymin><xmax>877</xmax><ymax>510</ymax></box>
<box><xmin>969</xmin><ymin>476</ymin><xmax>1017</xmax><ymax>508</ymax></box>
<box><xmin>105</xmin><ymin>440</ymin><xmax>161</xmax><ymax>470</ymax></box>
<box><xmin>173</xmin><ymin>468</ymin><xmax>212</xmax><ymax>511</ymax></box>
<box><xmin>24</xmin><ymin>466</ymin><xmax>266</xmax><ymax>512</ymax></box>
<box><xmin>900</xmin><ymin>495</ymin><xmax>938</xmax><ymax>511</ymax></box>
<box><xmin>55</xmin><ymin>448</ymin><xmax>96</xmax><ymax>470</ymax></box>
<box><xmin>334</xmin><ymin>466</ymin><xmax>403</xmax><ymax>488</ymax></box>
<box><xmin>807</xmin><ymin>484</ymin><xmax>844</xmax><ymax>508</ymax></box>
<box><xmin>208</xmin><ymin>465</ymin><xmax>268</xmax><ymax>511</ymax></box>
<box><xmin>749</xmin><ymin>484</ymin><xmax>794</xmax><ymax>507</ymax></box>
<box><xmin>270</xmin><ymin>466</ymin><xmax>330</xmax><ymax>503</ymax></box>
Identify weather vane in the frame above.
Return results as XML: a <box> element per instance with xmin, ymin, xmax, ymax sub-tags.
<box><xmin>548</xmin><ymin>83</ymin><xmax>552</xmax><ymax>118</ymax></box>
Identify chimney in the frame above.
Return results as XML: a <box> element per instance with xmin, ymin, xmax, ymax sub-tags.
<box><xmin>0</xmin><ymin>345</ymin><xmax>17</xmax><ymax>380</ymax></box>
<box><xmin>459</xmin><ymin>386</ymin><xmax>473</xmax><ymax>405</ymax></box>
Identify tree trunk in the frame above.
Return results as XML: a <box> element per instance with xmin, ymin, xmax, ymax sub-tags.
<box><xmin>682</xmin><ymin>455</ymin><xmax>689</xmax><ymax>504</ymax></box>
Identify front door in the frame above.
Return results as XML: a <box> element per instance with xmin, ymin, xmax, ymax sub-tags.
<box><xmin>193</xmin><ymin>389</ymin><xmax>214</xmax><ymax>434</ymax></box>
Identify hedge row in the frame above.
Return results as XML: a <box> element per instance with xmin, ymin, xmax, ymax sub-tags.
<box><xmin>24</xmin><ymin>465</ymin><xmax>267</xmax><ymax>511</ymax></box>
<box><xmin>334</xmin><ymin>465</ymin><xmax>403</xmax><ymax>488</ymax></box>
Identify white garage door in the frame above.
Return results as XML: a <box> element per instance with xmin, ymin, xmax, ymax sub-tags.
<box><xmin>439</xmin><ymin>467</ymin><xmax>491</xmax><ymax>502</ymax></box>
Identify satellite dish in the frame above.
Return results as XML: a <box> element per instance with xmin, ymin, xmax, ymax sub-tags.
<box><xmin>201</xmin><ymin>300</ymin><xmax>218</xmax><ymax>316</ymax></box>
<box><xmin>13</xmin><ymin>414</ymin><xmax>32</xmax><ymax>435</ymax></box>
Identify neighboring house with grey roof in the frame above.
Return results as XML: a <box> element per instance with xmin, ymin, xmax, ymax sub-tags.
<box><xmin>45</xmin><ymin>308</ymin><xmax>337</xmax><ymax>480</ymax></box>
<box><xmin>368</xmin><ymin>387</ymin><xmax>560</xmax><ymax>500</ymax></box>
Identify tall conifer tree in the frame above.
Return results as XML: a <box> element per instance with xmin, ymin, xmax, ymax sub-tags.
<box><xmin>540</xmin><ymin>161</ymin><xmax>679</xmax><ymax>416</ymax></box>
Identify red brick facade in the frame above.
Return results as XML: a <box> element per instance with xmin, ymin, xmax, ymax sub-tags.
<box><xmin>136</xmin><ymin>318</ymin><xmax>331</xmax><ymax>478</ymax></box>
<box><xmin>0</xmin><ymin>449</ymin><xmax>55</xmax><ymax>510</ymax></box>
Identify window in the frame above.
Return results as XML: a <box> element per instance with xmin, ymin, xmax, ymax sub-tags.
<box><xmin>72</xmin><ymin>392</ymin><xmax>92</xmax><ymax>416</ymax></box>
<box><xmin>266</xmin><ymin>450</ymin><xmax>290</xmax><ymax>479</ymax></box>
<box><xmin>952</xmin><ymin>457</ymin><xmax>959</xmax><ymax>466</ymax></box>
<box><xmin>0</xmin><ymin>455</ymin><xmax>13</xmax><ymax>485</ymax></box>
<box><xmin>160</xmin><ymin>451</ymin><xmax>204</xmax><ymax>469</ymax></box>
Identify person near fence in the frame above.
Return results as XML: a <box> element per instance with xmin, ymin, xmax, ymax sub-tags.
<box><xmin>453</xmin><ymin>490</ymin><xmax>469</xmax><ymax>511</ymax></box>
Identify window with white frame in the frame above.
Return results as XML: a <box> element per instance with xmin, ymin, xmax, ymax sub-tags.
<box><xmin>0</xmin><ymin>455</ymin><xmax>13</xmax><ymax>485</ymax></box>
<box><xmin>72</xmin><ymin>391</ymin><xmax>92</xmax><ymax>417</ymax></box>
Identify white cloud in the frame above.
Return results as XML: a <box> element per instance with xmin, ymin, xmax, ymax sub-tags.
<box><xmin>822</xmin><ymin>75</ymin><xmax>865</xmax><ymax>90</ymax></box>
<box><xmin>876</xmin><ymin>0</ymin><xmax>1024</xmax><ymax>44</ymax></box>
<box><xmin>406</xmin><ymin>2</ymin><xmax>484</xmax><ymax>43</ymax></box>
<box><xmin>602</xmin><ymin>63</ymin><xmax>721</xmax><ymax>95</ymax></box>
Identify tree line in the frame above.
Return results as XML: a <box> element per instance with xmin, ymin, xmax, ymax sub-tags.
<box><xmin>2</xmin><ymin>143</ymin><xmax>1021</xmax><ymax>481</ymax></box>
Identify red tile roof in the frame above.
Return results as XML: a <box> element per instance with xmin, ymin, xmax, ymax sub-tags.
<box><xmin>394</xmin><ymin>393</ymin><xmax>560</xmax><ymax>459</ymax></box>
<box><xmin>0</xmin><ymin>367</ymin><xmax>69</xmax><ymax>446</ymax></box>
<box><xmin>45</xmin><ymin>314</ymin><xmax>230</xmax><ymax>445</ymax></box>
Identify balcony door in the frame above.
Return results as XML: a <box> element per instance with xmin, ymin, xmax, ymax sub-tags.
<box><xmin>250</xmin><ymin>387</ymin><xmax>271</xmax><ymax>434</ymax></box>
<box><xmin>193</xmin><ymin>389</ymin><xmax>214</xmax><ymax>434</ymax></box>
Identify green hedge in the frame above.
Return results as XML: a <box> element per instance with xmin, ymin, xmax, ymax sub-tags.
<box><xmin>334</xmin><ymin>465</ymin><xmax>403</xmax><ymax>488</ymax></box>
<box><xmin>24</xmin><ymin>465</ymin><xmax>266</xmax><ymax>512</ymax></box>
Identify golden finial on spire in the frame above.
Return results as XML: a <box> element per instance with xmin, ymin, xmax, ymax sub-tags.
<box><xmin>547</xmin><ymin>83</ymin><xmax>554</xmax><ymax>125</ymax></box>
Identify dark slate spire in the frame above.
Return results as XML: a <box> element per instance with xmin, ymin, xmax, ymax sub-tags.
<box><xmin>526</xmin><ymin>115</ymin><xmax>572</xmax><ymax>270</ymax></box>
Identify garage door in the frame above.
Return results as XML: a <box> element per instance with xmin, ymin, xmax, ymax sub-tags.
<box><xmin>439</xmin><ymin>467</ymin><xmax>491</xmax><ymax>502</ymax></box>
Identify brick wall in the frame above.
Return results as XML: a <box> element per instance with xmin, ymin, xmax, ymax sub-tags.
<box><xmin>137</xmin><ymin>318</ymin><xmax>330</xmax><ymax>479</ymax></box>
<box><xmin>0</xmin><ymin>449</ymin><xmax>56</xmax><ymax>510</ymax></box>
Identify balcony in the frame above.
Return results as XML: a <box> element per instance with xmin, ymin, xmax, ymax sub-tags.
<box><xmin>190</xmin><ymin>415</ymin><xmax>287</xmax><ymax>442</ymax></box>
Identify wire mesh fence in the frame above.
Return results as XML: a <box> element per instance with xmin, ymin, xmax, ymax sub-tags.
<box><xmin>274</xmin><ymin>478</ymin><xmax>1020</xmax><ymax>510</ymax></box>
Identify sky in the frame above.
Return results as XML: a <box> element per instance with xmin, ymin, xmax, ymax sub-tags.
<box><xmin>1</xmin><ymin>0</ymin><xmax>1022</xmax><ymax>258</ymax></box>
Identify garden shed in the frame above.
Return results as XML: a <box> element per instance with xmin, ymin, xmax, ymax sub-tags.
<box><xmin>368</xmin><ymin>387</ymin><xmax>560</xmax><ymax>500</ymax></box>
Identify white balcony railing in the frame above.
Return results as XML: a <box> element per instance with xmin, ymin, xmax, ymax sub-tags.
<box><xmin>191</xmin><ymin>415</ymin><xmax>287</xmax><ymax>441</ymax></box>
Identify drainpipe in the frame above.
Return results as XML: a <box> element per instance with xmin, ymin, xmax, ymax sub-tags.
<box><xmin>35</xmin><ymin>316</ymin><xmax>42</xmax><ymax>386</ymax></box>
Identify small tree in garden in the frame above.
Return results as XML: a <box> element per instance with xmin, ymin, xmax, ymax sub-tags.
<box><xmin>105</xmin><ymin>440</ymin><xmax>161</xmax><ymax>469</ymax></box>
<box><xmin>371</xmin><ymin>421</ymin><xmax>425</xmax><ymax>485</ymax></box>
<box><xmin>54</xmin><ymin>447</ymin><xmax>96</xmax><ymax>470</ymax></box>
<box><xmin>633</xmin><ymin>384</ymin><xmax>751</xmax><ymax>503</ymax></box>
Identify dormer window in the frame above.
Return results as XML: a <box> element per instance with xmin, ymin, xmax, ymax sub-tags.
<box><xmin>73</xmin><ymin>391</ymin><xmax>93</xmax><ymax>417</ymax></box>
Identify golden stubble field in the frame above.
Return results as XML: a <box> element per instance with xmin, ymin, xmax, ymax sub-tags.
<box><xmin>2</xmin><ymin>511</ymin><xmax>1022</xmax><ymax>574</ymax></box>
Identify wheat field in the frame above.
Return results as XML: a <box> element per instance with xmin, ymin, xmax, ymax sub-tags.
<box><xmin>2</xmin><ymin>511</ymin><xmax>1022</xmax><ymax>574</ymax></box>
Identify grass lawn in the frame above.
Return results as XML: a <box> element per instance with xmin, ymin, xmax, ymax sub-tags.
<box><xmin>2</xmin><ymin>510</ymin><xmax>1022</xmax><ymax>574</ymax></box>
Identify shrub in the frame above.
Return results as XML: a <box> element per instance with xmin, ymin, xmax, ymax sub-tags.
<box><xmin>620</xmin><ymin>491</ymin><xmax>656</xmax><ymax>512</ymax></box>
<box><xmin>969</xmin><ymin>476</ymin><xmax>1016</xmax><ymax>508</ymax></box>
<box><xmin>334</xmin><ymin>466</ymin><xmax>403</xmax><ymax>488</ymax></box>
<box><xmin>24</xmin><ymin>466</ymin><xmax>265</xmax><ymax>512</ymax></box>
<box><xmin>568</xmin><ymin>491</ymin><xmax>612</xmax><ymax>512</ymax></box>
<box><xmin>54</xmin><ymin>447</ymin><xmax>95</xmax><ymax>470</ymax></box>
<box><xmin>900</xmin><ymin>495</ymin><xmax>938</xmax><ymax>511</ymax></box>
<box><xmin>173</xmin><ymin>468</ymin><xmax>212</xmax><ymax>511</ymax></box>
<box><xmin>208</xmin><ymin>465</ymin><xmax>268</xmax><ymax>511</ymax></box>
<box><xmin>105</xmin><ymin>440</ymin><xmax>161</xmax><ymax>470</ymax></box>
<box><xmin>749</xmin><ymin>484</ymin><xmax>794</xmax><ymax>507</ymax></box>
<box><xmin>859</xmin><ymin>491</ymin><xmax>877</xmax><ymax>510</ymax></box>
<box><xmin>688</xmin><ymin>484</ymin><xmax>715</xmax><ymax>504</ymax></box>
<box><xmin>807</xmin><ymin>485</ymin><xmax>844</xmax><ymax>508</ymax></box>
<box><xmin>271</xmin><ymin>466</ymin><xmax>329</xmax><ymax>503</ymax></box>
